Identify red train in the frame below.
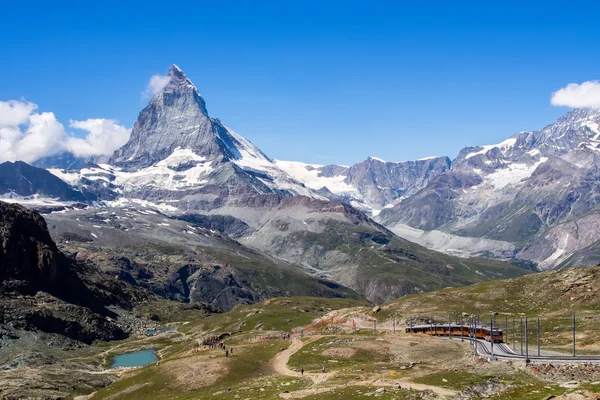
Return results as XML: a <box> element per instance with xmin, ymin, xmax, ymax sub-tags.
<box><xmin>405</xmin><ymin>323</ymin><xmax>503</xmax><ymax>343</ymax></box>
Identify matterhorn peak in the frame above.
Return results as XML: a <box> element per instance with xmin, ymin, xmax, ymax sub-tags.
<box><xmin>109</xmin><ymin>65</ymin><xmax>266</xmax><ymax>171</ymax></box>
<box><xmin>166</xmin><ymin>64</ymin><xmax>192</xmax><ymax>85</ymax></box>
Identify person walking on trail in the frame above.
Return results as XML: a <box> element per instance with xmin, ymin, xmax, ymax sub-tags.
<box><xmin>301</xmin><ymin>367</ymin><xmax>304</xmax><ymax>377</ymax></box>
<box><xmin>230</xmin><ymin>347</ymin><xmax>233</xmax><ymax>356</ymax></box>
<box><xmin>322</xmin><ymin>365</ymin><xmax>326</xmax><ymax>373</ymax></box>
<box><xmin>225</xmin><ymin>349</ymin><xmax>229</xmax><ymax>357</ymax></box>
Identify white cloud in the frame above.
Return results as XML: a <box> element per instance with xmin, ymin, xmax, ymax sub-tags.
<box><xmin>0</xmin><ymin>100</ymin><xmax>130</xmax><ymax>163</ymax></box>
<box><xmin>0</xmin><ymin>100</ymin><xmax>38</xmax><ymax>128</ymax></box>
<box><xmin>551</xmin><ymin>80</ymin><xmax>600</xmax><ymax>108</ymax></box>
<box><xmin>0</xmin><ymin>102</ymin><xmax>66</xmax><ymax>163</ymax></box>
<box><xmin>66</xmin><ymin>119</ymin><xmax>131</xmax><ymax>157</ymax></box>
<box><xmin>143</xmin><ymin>74</ymin><xmax>172</xmax><ymax>98</ymax></box>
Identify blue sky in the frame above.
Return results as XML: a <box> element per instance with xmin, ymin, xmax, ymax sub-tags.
<box><xmin>1</xmin><ymin>1</ymin><xmax>599</xmax><ymax>165</ymax></box>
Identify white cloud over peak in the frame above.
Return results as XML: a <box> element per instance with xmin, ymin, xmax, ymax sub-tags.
<box><xmin>551</xmin><ymin>80</ymin><xmax>600</xmax><ymax>108</ymax></box>
<box><xmin>144</xmin><ymin>74</ymin><xmax>172</xmax><ymax>98</ymax></box>
<box><xmin>0</xmin><ymin>100</ymin><xmax>130</xmax><ymax>163</ymax></box>
<box><xmin>66</xmin><ymin>119</ymin><xmax>131</xmax><ymax>157</ymax></box>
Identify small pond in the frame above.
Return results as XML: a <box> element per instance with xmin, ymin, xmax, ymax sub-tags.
<box><xmin>111</xmin><ymin>349</ymin><xmax>157</xmax><ymax>368</ymax></box>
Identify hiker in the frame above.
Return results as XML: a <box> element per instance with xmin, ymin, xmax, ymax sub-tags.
<box><xmin>322</xmin><ymin>365</ymin><xmax>326</xmax><ymax>373</ymax></box>
<box><xmin>226</xmin><ymin>349</ymin><xmax>229</xmax><ymax>357</ymax></box>
<box><xmin>301</xmin><ymin>367</ymin><xmax>304</xmax><ymax>377</ymax></box>
<box><xmin>230</xmin><ymin>347</ymin><xmax>233</xmax><ymax>356</ymax></box>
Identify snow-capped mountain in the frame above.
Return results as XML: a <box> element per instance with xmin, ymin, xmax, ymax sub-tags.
<box><xmin>0</xmin><ymin>161</ymin><xmax>90</xmax><ymax>204</ymax></box>
<box><xmin>29</xmin><ymin>64</ymin><xmax>527</xmax><ymax>302</ymax></box>
<box><xmin>52</xmin><ymin>65</ymin><xmax>319</xmax><ymax>208</ymax></box>
<box><xmin>274</xmin><ymin>155</ymin><xmax>450</xmax><ymax>215</ymax></box>
<box><xmin>379</xmin><ymin>107</ymin><xmax>600</xmax><ymax>269</ymax></box>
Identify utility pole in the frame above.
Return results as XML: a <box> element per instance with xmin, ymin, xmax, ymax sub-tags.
<box><xmin>573</xmin><ymin>314</ymin><xmax>576</xmax><ymax>357</ymax></box>
<box><xmin>374</xmin><ymin>320</ymin><xmax>376</xmax><ymax>335</ymax></box>
<box><xmin>430</xmin><ymin>313</ymin><xmax>433</xmax><ymax>336</ymax></box>
<box><xmin>448</xmin><ymin>312</ymin><xmax>451</xmax><ymax>339</ymax></box>
<box><xmin>490</xmin><ymin>317</ymin><xmax>495</xmax><ymax>360</ymax></box>
<box><xmin>512</xmin><ymin>317</ymin><xmax>516</xmax><ymax>351</ymax></box>
<box><xmin>525</xmin><ymin>316</ymin><xmax>529</xmax><ymax>363</ymax></box>
<box><xmin>520</xmin><ymin>318</ymin><xmax>523</xmax><ymax>355</ymax></box>
<box><xmin>538</xmin><ymin>315</ymin><xmax>540</xmax><ymax>357</ymax></box>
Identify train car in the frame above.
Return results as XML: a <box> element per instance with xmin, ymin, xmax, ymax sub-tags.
<box><xmin>405</xmin><ymin>323</ymin><xmax>503</xmax><ymax>343</ymax></box>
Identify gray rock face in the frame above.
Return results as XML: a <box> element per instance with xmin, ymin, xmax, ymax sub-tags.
<box><xmin>274</xmin><ymin>156</ymin><xmax>450</xmax><ymax>214</ymax></box>
<box><xmin>0</xmin><ymin>201</ymin><xmax>135</xmax><ymax>343</ymax></box>
<box><xmin>345</xmin><ymin>156</ymin><xmax>451</xmax><ymax>209</ymax></box>
<box><xmin>0</xmin><ymin>161</ymin><xmax>89</xmax><ymax>202</ymax></box>
<box><xmin>110</xmin><ymin>65</ymin><xmax>269</xmax><ymax>171</ymax></box>
<box><xmin>379</xmin><ymin>107</ymin><xmax>600</xmax><ymax>269</ymax></box>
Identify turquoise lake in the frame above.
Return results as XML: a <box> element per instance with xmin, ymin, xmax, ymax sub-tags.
<box><xmin>111</xmin><ymin>349</ymin><xmax>157</xmax><ymax>368</ymax></box>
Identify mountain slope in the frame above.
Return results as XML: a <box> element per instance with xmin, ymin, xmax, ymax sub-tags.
<box><xmin>43</xmin><ymin>203</ymin><xmax>360</xmax><ymax>311</ymax></box>
<box><xmin>0</xmin><ymin>161</ymin><xmax>89</xmax><ymax>203</ymax></box>
<box><xmin>0</xmin><ymin>201</ymin><xmax>142</xmax><ymax>343</ymax></box>
<box><xmin>37</xmin><ymin>64</ymin><xmax>531</xmax><ymax>303</ymax></box>
<box><xmin>379</xmin><ymin>108</ymin><xmax>600</xmax><ymax>269</ymax></box>
<box><xmin>274</xmin><ymin>155</ymin><xmax>450</xmax><ymax>215</ymax></box>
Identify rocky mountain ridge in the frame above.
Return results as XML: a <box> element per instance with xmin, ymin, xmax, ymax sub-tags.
<box><xmin>4</xmin><ymin>64</ymin><xmax>528</xmax><ymax>304</ymax></box>
<box><xmin>379</xmin><ymin>107</ymin><xmax>600</xmax><ymax>270</ymax></box>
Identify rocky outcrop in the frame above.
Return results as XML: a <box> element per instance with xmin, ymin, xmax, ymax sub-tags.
<box><xmin>0</xmin><ymin>201</ymin><xmax>145</xmax><ymax>343</ymax></box>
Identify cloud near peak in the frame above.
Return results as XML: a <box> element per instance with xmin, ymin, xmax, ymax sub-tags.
<box><xmin>551</xmin><ymin>80</ymin><xmax>600</xmax><ymax>108</ymax></box>
<box><xmin>0</xmin><ymin>100</ymin><xmax>130</xmax><ymax>163</ymax></box>
<box><xmin>143</xmin><ymin>74</ymin><xmax>172</xmax><ymax>98</ymax></box>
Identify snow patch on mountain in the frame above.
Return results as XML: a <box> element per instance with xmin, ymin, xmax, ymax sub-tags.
<box><xmin>0</xmin><ymin>192</ymin><xmax>79</xmax><ymax>208</ymax></box>
<box><xmin>483</xmin><ymin>157</ymin><xmax>548</xmax><ymax>190</ymax></box>
<box><xmin>273</xmin><ymin>160</ymin><xmax>356</xmax><ymax>195</ymax></box>
<box><xmin>465</xmin><ymin>137</ymin><xmax>517</xmax><ymax>159</ymax></box>
<box><xmin>155</xmin><ymin>147</ymin><xmax>207</xmax><ymax>166</ymax></box>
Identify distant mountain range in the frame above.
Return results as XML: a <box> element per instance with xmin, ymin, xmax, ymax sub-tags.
<box><xmin>0</xmin><ymin>65</ymin><xmax>529</xmax><ymax>305</ymax></box>
<box><xmin>4</xmin><ymin>64</ymin><xmax>600</xmax><ymax>306</ymax></box>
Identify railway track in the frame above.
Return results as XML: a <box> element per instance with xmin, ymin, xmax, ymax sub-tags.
<box><xmin>465</xmin><ymin>337</ymin><xmax>600</xmax><ymax>362</ymax></box>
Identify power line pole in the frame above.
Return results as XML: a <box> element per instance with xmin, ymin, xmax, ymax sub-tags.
<box><xmin>520</xmin><ymin>318</ymin><xmax>523</xmax><ymax>355</ymax></box>
<box><xmin>430</xmin><ymin>313</ymin><xmax>433</xmax><ymax>336</ymax></box>
<box><xmin>525</xmin><ymin>316</ymin><xmax>529</xmax><ymax>363</ymax></box>
<box><xmin>490</xmin><ymin>317</ymin><xmax>495</xmax><ymax>360</ymax></box>
<box><xmin>538</xmin><ymin>315</ymin><xmax>540</xmax><ymax>357</ymax></box>
<box><xmin>573</xmin><ymin>314</ymin><xmax>576</xmax><ymax>357</ymax></box>
<box><xmin>448</xmin><ymin>312</ymin><xmax>451</xmax><ymax>339</ymax></box>
<box><xmin>512</xmin><ymin>317</ymin><xmax>515</xmax><ymax>350</ymax></box>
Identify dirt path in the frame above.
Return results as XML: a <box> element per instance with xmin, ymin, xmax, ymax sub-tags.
<box><xmin>269</xmin><ymin>337</ymin><xmax>332</xmax><ymax>385</ymax></box>
<box><xmin>270</xmin><ymin>336</ymin><xmax>457</xmax><ymax>399</ymax></box>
